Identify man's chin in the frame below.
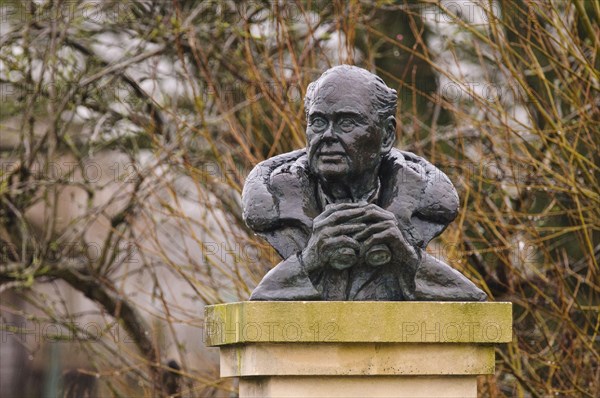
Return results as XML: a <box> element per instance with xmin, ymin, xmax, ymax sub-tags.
<box><xmin>308</xmin><ymin>157</ymin><xmax>350</xmax><ymax>178</ymax></box>
<box><xmin>314</xmin><ymin>166</ymin><xmax>350</xmax><ymax>181</ymax></box>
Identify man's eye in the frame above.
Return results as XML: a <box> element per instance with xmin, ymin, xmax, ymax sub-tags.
<box><xmin>338</xmin><ymin>118</ymin><xmax>356</xmax><ymax>131</ymax></box>
<box><xmin>311</xmin><ymin>117</ymin><xmax>327</xmax><ymax>128</ymax></box>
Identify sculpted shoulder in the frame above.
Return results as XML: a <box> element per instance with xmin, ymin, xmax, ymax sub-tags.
<box><xmin>382</xmin><ymin>148</ymin><xmax>459</xmax><ymax>246</ymax></box>
<box><xmin>242</xmin><ymin>149</ymin><xmax>316</xmax><ymax>233</ymax></box>
<box><xmin>396</xmin><ymin>149</ymin><xmax>459</xmax><ymax>222</ymax></box>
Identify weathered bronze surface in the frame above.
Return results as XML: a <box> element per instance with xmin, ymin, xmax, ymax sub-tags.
<box><xmin>242</xmin><ymin>65</ymin><xmax>486</xmax><ymax>301</ymax></box>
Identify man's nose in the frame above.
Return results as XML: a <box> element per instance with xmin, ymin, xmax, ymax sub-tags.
<box><xmin>322</xmin><ymin>123</ymin><xmax>336</xmax><ymax>139</ymax></box>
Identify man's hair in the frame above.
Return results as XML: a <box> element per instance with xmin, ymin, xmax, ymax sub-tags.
<box><xmin>304</xmin><ymin>65</ymin><xmax>398</xmax><ymax>121</ymax></box>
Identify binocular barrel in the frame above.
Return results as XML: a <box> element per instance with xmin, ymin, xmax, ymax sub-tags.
<box><xmin>328</xmin><ymin>244</ymin><xmax>392</xmax><ymax>270</ymax></box>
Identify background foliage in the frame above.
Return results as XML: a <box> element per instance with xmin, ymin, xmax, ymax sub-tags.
<box><xmin>0</xmin><ymin>0</ymin><xmax>598</xmax><ymax>397</ymax></box>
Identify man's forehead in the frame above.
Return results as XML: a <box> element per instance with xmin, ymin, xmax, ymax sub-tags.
<box><xmin>308</xmin><ymin>104</ymin><xmax>364</xmax><ymax>116</ymax></box>
<box><xmin>308</xmin><ymin>79</ymin><xmax>372</xmax><ymax>114</ymax></box>
<box><xmin>311</xmin><ymin>73</ymin><xmax>369</xmax><ymax>97</ymax></box>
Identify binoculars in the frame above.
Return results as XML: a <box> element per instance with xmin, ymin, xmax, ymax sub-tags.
<box><xmin>329</xmin><ymin>244</ymin><xmax>392</xmax><ymax>270</ymax></box>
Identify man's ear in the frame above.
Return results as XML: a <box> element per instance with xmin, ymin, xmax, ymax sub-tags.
<box><xmin>381</xmin><ymin>115</ymin><xmax>396</xmax><ymax>153</ymax></box>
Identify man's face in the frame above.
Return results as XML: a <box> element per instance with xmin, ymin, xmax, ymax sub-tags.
<box><xmin>306</xmin><ymin>75</ymin><xmax>385</xmax><ymax>182</ymax></box>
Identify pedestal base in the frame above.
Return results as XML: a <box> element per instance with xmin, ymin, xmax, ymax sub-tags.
<box><xmin>241</xmin><ymin>376</ymin><xmax>477</xmax><ymax>398</ymax></box>
<box><xmin>205</xmin><ymin>302</ymin><xmax>512</xmax><ymax>398</ymax></box>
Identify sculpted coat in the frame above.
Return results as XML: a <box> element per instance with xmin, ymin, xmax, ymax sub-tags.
<box><xmin>242</xmin><ymin>148</ymin><xmax>487</xmax><ymax>301</ymax></box>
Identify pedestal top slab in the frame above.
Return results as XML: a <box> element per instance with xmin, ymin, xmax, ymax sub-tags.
<box><xmin>205</xmin><ymin>301</ymin><xmax>512</xmax><ymax>346</ymax></box>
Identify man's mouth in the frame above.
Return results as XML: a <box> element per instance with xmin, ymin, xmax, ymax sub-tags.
<box><xmin>318</xmin><ymin>151</ymin><xmax>345</xmax><ymax>162</ymax></box>
<box><xmin>317</xmin><ymin>144</ymin><xmax>345</xmax><ymax>155</ymax></box>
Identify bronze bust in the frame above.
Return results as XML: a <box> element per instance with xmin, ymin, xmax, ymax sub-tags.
<box><xmin>242</xmin><ymin>65</ymin><xmax>486</xmax><ymax>301</ymax></box>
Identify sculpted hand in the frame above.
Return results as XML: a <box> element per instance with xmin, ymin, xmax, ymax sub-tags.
<box><xmin>301</xmin><ymin>203</ymin><xmax>367</xmax><ymax>272</ymax></box>
<box><xmin>352</xmin><ymin>204</ymin><xmax>421</xmax><ymax>275</ymax></box>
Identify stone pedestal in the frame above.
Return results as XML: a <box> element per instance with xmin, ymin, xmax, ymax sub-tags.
<box><xmin>205</xmin><ymin>302</ymin><xmax>512</xmax><ymax>398</ymax></box>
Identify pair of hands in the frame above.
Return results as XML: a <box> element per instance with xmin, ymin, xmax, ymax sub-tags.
<box><xmin>300</xmin><ymin>202</ymin><xmax>421</xmax><ymax>274</ymax></box>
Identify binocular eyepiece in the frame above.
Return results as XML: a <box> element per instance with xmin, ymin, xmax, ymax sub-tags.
<box><xmin>329</xmin><ymin>244</ymin><xmax>392</xmax><ymax>270</ymax></box>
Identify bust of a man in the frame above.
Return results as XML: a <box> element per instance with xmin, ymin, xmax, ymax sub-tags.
<box><xmin>242</xmin><ymin>65</ymin><xmax>486</xmax><ymax>301</ymax></box>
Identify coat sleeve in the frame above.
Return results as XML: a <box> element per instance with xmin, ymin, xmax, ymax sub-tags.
<box><xmin>414</xmin><ymin>253</ymin><xmax>487</xmax><ymax>301</ymax></box>
<box><xmin>250</xmin><ymin>254</ymin><xmax>322</xmax><ymax>300</ymax></box>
